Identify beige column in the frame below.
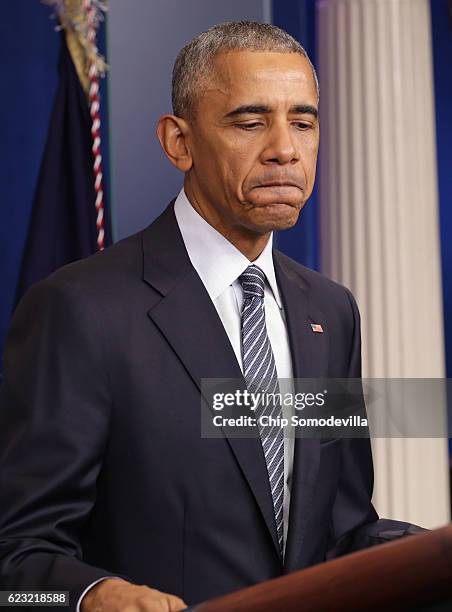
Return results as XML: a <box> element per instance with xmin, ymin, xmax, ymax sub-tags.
<box><xmin>316</xmin><ymin>0</ymin><xmax>450</xmax><ymax>527</ymax></box>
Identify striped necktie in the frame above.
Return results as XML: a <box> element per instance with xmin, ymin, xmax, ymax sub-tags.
<box><xmin>239</xmin><ymin>264</ymin><xmax>284</xmax><ymax>556</ymax></box>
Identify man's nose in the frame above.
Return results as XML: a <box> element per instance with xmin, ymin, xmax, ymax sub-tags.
<box><xmin>261</xmin><ymin>123</ymin><xmax>299</xmax><ymax>165</ymax></box>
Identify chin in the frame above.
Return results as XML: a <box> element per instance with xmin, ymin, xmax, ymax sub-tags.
<box><xmin>245</xmin><ymin>203</ymin><xmax>302</xmax><ymax>233</ymax></box>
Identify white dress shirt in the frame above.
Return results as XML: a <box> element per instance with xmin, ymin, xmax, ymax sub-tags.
<box><xmin>77</xmin><ymin>189</ymin><xmax>296</xmax><ymax>610</ymax></box>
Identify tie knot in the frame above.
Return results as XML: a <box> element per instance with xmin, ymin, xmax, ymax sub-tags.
<box><xmin>239</xmin><ymin>265</ymin><xmax>266</xmax><ymax>299</ymax></box>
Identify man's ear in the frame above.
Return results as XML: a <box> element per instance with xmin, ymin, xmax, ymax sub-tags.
<box><xmin>156</xmin><ymin>115</ymin><xmax>193</xmax><ymax>172</ymax></box>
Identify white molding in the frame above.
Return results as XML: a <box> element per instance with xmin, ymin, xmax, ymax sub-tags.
<box><xmin>317</xmin><ymin>0</ymin><xmax>450</xmax><ymax>528</ymax></box>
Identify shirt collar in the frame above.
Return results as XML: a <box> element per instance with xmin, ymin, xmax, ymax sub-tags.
<box><xmin>173</xmin><ymin>188</ymin><xmax>282</xmax><ymax>308</ymax></box>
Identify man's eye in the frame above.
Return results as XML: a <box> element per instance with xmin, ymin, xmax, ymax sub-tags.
<box><xmin>294</xmin><ymin>122</ymin><xmax>312</xmax><ymax>130</ymax></box>
<box><xmin>235</xmin><ymin>122</ymin><xmax>262</xmax><ymax>130</ymax></box>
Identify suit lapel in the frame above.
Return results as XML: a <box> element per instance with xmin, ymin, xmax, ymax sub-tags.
<box><xmin>272</xmin><ymin>251</ymin><xmax>329</xmax><ymax>379</ymax></box>
<box><xmin>142</xmin><ymin>203</ymin><xmax>281</xmax><ymax>557</ymax></box>
<box><xmin>273</xmin><ymin>251</ymin><xmax>329</xmax><ymax>572</ymax></box>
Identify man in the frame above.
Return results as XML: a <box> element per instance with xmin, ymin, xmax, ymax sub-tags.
<box><xmin>0</xmin><ymin>21</ymin><xmax>422</xmax><ymax>612</ymax></box>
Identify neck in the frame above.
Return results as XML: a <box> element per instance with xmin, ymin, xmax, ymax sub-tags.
<box><xmin>184</xmin><ymin>178</ymin><xmax>271</xmax><ymax>261</ymax></box>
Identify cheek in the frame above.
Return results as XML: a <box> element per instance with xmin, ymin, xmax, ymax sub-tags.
<box><xmin>199</xmin><ymin>134</ymin><xmax>250</xmax><ymax>177</ymax></box>
<box><xmin>194</xmin><ymin>143</ymin><xmax>226</xmax><ymax>183</ymax></box>
<box><xmin>301</xmin><ymin>136</ymin><xmax>319</xmax><ymax>180</ymax></box>
<box><xmin>218</xmin><ymin>139</ymin><xmax>256</xmax><ymax>193</ymax></box>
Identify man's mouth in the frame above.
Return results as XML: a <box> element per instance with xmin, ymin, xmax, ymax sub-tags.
<box><xmin>255</xmin><ymin>181</ymin><xmax>301</xmax><ymax>188</ymax></box>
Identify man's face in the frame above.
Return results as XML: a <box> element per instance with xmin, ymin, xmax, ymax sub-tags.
<box><xmin>186</xmin><ymin>50</ymin><xmax>319</xmax><ymax>234</ymax></box>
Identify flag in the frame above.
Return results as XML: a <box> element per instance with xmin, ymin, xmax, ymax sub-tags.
<box><xmin>15</xmin><ymin>27</ymin><xmax>111</xmax><ymax>305</ymax></box>
<box><xmin>310</xmin><ymin>323</ymin><xmax>324</xmax><ymax>333</ymax></box>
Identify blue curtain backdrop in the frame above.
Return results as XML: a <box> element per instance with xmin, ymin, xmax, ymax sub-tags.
<box><xmin>431</xmin><ymin>0</ymin><xmax>452</xmax><ymax>381</ymax></box>
<box><xmin>0</xmin><ymin>1</ymin><xmax>59</xmax><ymax>364</ymax></box>
<box><xmin>430</xmin><ymin>0</ymin><xmax>452</xmax><ymax>457</ymax></box>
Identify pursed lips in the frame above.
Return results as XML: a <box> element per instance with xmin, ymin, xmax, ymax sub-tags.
<box><xmin>253</xmin><ymin>181</ymin><xmax>303</xmax><ymax>189</ymax></box>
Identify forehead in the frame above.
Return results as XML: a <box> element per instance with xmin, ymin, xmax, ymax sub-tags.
<box><xmin>206</xmin><ymin>51</ymin><xmax>317</xmax><ymax>105</ymax></box>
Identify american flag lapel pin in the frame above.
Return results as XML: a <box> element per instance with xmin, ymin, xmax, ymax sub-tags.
<box><xmin>310</xmin><ymin>323</ymin><xmax>324</xmax><ymax>333</ymax></box>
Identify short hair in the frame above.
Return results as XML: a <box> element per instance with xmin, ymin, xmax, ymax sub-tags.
<box><xmin>172</xmin><ymin>21</ymin><xmax>319</xmax><ymax>120</ymax></box>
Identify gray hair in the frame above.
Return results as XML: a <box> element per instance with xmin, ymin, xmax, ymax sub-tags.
<box><xmin>172</xmin><ymin>21</ymin><xmax>319</xmax><ymax>119</ymax></box>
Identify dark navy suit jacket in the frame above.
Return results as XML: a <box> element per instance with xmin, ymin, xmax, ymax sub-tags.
<box><xmin>0</xmin><ymin>202</ymin><xmax>421</xmax><ymax>609</ymax></box>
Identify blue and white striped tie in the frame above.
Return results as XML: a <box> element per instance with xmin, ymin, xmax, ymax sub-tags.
<box><xmin>239</xmin><ymin>264</ymin><xmax>284</xmax><ymax>556</ymax></box>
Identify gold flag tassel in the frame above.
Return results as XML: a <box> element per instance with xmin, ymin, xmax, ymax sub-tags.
<box><xmin>43</xmin><ymin>0</ymin><xmax>108</xmax><ymax>94</ymax></box>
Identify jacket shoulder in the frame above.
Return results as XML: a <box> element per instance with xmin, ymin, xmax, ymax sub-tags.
<box><xmin>33</xmin><ymin>230</ymin><xmax>145</xmax><ymax>299</ymax></box>
<box><xmin>274</xmin><ymin>249</ymin><xmax>356</xmax><ymax>304</ymax></box>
